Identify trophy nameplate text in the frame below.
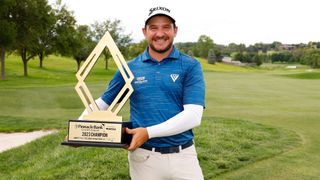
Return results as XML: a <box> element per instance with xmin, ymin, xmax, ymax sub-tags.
<box><xmin>61</xmin><ymin>31</ymin><xmax>134</xmax><ymax>148</ymax></box>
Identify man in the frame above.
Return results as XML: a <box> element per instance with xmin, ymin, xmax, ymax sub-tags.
<box><xmin>82</xmin><ymin>6</ymin><xmax>205</xmax><ymax>180</ymax></box>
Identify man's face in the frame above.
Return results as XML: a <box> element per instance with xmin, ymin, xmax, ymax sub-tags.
<box><xmin>143</xmin><ymin>16</ymin><xmax>178</xmax><ymax>54</ymax></box>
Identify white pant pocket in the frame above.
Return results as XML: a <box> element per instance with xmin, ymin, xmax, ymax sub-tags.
<box><xmin>129</xmin><ymin>148</ymin><xmax>150</xmax><ymax>162</ymax></box>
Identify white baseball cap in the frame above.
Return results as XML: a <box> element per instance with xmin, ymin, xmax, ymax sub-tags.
<box><xmin>145</xmin><ymin>6</ymin><xmax>176</xmax><ymax>25</ymax></box>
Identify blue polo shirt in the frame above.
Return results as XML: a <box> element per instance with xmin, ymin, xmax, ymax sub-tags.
<box><xmin>101</xmin><ymin>46</ymin><xmax>205</xmax><ymax>147</ymax></box>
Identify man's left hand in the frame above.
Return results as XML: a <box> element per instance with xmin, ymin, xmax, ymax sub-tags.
<box><xmin>126</xmin><ymin>127</ymin><xmax>149</xmax><ymax>151</ymax></box>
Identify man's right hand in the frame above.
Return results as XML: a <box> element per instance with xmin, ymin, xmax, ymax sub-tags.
<box><xmin>126</xmin><ymin>127</ymin><xmax>149</xmax><ymax>151</ymax></box>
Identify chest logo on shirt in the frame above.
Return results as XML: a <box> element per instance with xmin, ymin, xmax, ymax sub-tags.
<box><xmin>170</xmin><ymin>74</ymin><xmax>179</xmax><ymax>82</ymax></box>
<box><xmin>134</xmin><ymin>76</ymin><xmax>148</xmax><ymax>84</ymax></box>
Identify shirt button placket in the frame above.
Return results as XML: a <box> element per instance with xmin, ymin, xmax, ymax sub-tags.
<box><xmin>155</xmin><ymin>62</ymin><xmax>161</xmax><ymax>81</ymax></box>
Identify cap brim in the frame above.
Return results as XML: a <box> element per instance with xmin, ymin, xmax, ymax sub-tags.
<box><xmin>145</xmin><ymin>14</ymin><xmax>175</xmax><ymax>25</ymax></box>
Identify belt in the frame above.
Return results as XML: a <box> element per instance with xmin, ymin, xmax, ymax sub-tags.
<box><xmin>140</xmin><ymin>140</ymin><xmax>193</xmax><ymax>154</ymax></box>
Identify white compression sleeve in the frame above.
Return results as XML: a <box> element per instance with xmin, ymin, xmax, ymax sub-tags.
<box><xmin>78</xmin><ymin>97</ymin><xmax>109</xmax><ymax>120</ymax></box>
<box><xmin>146</xmin><ymin>104</ymin><xmax>203</xmax><ymax>139</ymax></box>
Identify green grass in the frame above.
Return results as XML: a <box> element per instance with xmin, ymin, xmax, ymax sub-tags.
<box><xmin>1</xmin><ymin>54</ymin><xmax>117</xmax><ymax>87</ymax></box>
<box><xmin>0</xmin><ymin>131</ymin><xmax>130</xmax><ymax>179</ymax></box>
<box><xmin>1</xmin><ymin>54</ymin><xmax>319</xmax><ymax>179</ymax></box>
<box><xmin>0</xmin><ymin>116</ymin><xmax>64</xmax><ymax>132</ymax></box>
<box><xmin>204</xmin><ymin>71</ymin><xmax>320</xmax><ymax>179</ymax></box>
<box><xmin>259</xmin><ymin>62</ymin><xmax>310</xmax><ymax>70</ymax></box>
<box><xmin>282</xmin><ymin>72</ymin><xmax>320</xmax><ymax>79</ymax></box>
<box><xmin>0</xmin><ymin>117</ymin><xmax>300</xmax><ymax>179</ymax></box>
<box><xmin>195</xmin><ymin>117</ymin><xmax>300</xmax><ymax>178</ymax></box>
<box><xmin>197</xmin><ymin>57</ymin><xmax>258</xmax><ymax>72</ymax></box>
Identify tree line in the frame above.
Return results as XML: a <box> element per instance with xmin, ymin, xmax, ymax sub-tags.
<box><xmin>1</xmin><ymin>0</ymin><xmax>319</xmax><ymax>80</ymax></box>
<box><xmin>177</xmin><ymin>39</ymin><xmax>320</xmax><ymax>67</ymax></box>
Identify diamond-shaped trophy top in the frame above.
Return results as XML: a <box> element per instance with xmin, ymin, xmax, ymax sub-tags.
<box><xmin>75</xmin><ymin>31</ymin><xmax>134</xmax><ymax>122</ymax></box>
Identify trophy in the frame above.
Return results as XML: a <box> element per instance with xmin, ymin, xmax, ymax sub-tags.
<box><xmin>61</xmin><ymin>31</ymin><xmax>134</xmax><ymax>148</ymax></box>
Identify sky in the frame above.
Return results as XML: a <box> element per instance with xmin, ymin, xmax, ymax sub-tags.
<box><xmin>48</xmin><ymin>0</ymin><xmax>320</xmax><ymax>46</ymax></box>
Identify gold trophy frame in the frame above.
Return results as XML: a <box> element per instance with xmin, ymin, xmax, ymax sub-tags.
<box><xmin>61</xmin><ymin>31</ymin><xmax>134</xmax><ymax>148</ymax></box>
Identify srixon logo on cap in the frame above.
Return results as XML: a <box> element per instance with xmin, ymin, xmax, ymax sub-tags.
<box><xmin>149</xmin><ymin>7</ymin><xmax>170</xmax><ymax>16</ymax></box>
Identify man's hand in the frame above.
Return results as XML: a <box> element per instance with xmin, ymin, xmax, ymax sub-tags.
<box><xmin>126</xmin><ymin>127</ymin><xmax>149</xmax><ymax>151</ymax></box>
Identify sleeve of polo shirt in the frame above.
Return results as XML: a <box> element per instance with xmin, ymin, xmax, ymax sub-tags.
<box><xmin>183</xmin><ymin>61</ymin><xmax>205</xmax><ymax>107</ymax></box>
<box><xmin>101</xmin><ymin>70</ymin><xmax>125</xmax><ymax>105</ymax></box>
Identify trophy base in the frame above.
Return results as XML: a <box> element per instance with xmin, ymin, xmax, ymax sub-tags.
<box><xmin>61</xmin><ymin>140</ymin><xmax>129</xmax><ymax>148</ymax></box>
<box><xmin>61</xmin><ymin>120</ymin><xmax>132</xmax><ymax>148</ymax></box>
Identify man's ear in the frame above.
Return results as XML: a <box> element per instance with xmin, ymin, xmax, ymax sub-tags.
<box><xmin>174</xmin><ymin>26</ymin><xmax>178</xmax><ymax>37</ymax></box>
<box><xmin>142</xmin><ymin>27</ymin><xmax>147</xmax><ymax>37</ymax></box>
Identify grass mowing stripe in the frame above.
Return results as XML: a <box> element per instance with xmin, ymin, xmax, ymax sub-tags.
<box><xmin>0</xmin><ymin>116</ymin><xmax>64</xmax><ymax>132</ymax></box>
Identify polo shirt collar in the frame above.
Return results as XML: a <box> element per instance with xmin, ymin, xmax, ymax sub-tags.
<box><xmin>141</xmin><ymin>46</ymin><xmax>180</xmax><ymax>62</ymax></box>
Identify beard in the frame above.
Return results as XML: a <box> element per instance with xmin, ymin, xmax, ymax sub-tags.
<box><xmin>149</xmin><ymin>38</ymin><xmax>173</xmax><ymax>54</ymax></box>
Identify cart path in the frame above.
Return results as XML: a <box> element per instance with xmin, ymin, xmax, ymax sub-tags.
<box><xmin>0</xmin><ymin>130</ymin><xmax>57</xmax><ymax>153</ymax></box>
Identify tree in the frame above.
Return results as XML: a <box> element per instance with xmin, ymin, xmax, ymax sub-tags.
<box><xmin>248</xmin><ymin>43</ymin><xmax>270</xmax><ymax>53</ymax></box>
<box><xmin>207</xmin><ymin>49</ymin><xmax>216</xmax><ymax>64</ymax></box>
<box><xmin>301</xmin><ymin>49</ymin><xmax>320</xmax><ymax>68</ymax></box>
<box><xmin>10</xmin><ymin>0</ymin><xmax>55</xmax><ymax>76</ymax></box>
<box><xmin>213</xmin><ymin>45</ymin><xmax>223</xmax><ymax>62</ymax></box>
<box><xmin>127</xmin><ymin>40</ymin><xmax>148</xmax><ymax>59</ymax></box>
<box><xmin>0</xmin><ymin>0</ymin><xmax>16</xmax><ymax>80</ymax></box>
<box><xmin>271</xmin><ymin>41</ymin><xmax>282</xmax><ymax>51</ymax></box>
<box><xmin>225</xmin><ymin>43</ymin><xmax>246</xmax><ymax>56</ymax></box>
<box><xmin>91</xmin><ymin>19</ymin><xmax>132</xmax><ymax>69</ymax></box>
<box><xmin>271</xmin><ymin>51</ymin><xmax>293</xmax><ymax>63</ymax></box>
<box><xmin>234</xmin><ymin>52</ymin><xmax>263</xmax><ymax>66</ymax></box>
<box><xmin>247</xmin><ymin>45</ymin><xmax>258</xmax><ymax>53</ymax></box>
<box><xmin>187</xmin><ymin>50</ymin><xmax>194</xmax><ymax>57</ymax></box>
<box><xmin>52</xmin><ymin>0</ymin><xmax>77</xmax><ymax>57</ymax></box>
<box><xmin>71</xmin><ymin>25</ymin><xmax>95</xmax><ymax>71</ymax></box>
<box><xmin>233</xmin><ymin>52</ymin><xmax>244</xmax><ymax>62</ymax></box>
<box><xmin>292</xmin><ymin>48</ymin><xmax>305</xmax><ymax>63</ymax></box>
<box><xmin>253</xmin><ymin>54</ymin><xmax>263</xmax><ymax>66</ymax></box>
<box><xmin>175</xmin><ymin>42</ymin><xmax>196</xmax><ymax>54</ymax></box>
<box><xmin>242</xmin><ymin>52</ymin><xmax>255</xmax><ymax>63</ymax></box>
<box><xmin>196</xmin><ymin>35</ymin><xmax>214</xmax><ymax>58</ymax></box>
<box><xmin>32</xmin><ymin>8</ymin><xmax>56</xmax><ymax>68</ymax></box>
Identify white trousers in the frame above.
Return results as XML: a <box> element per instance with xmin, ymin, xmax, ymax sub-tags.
<box><xmin>128</xmin><ymin>145</ymin><xmax>204</xmax><ymax>180</ymax></box>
